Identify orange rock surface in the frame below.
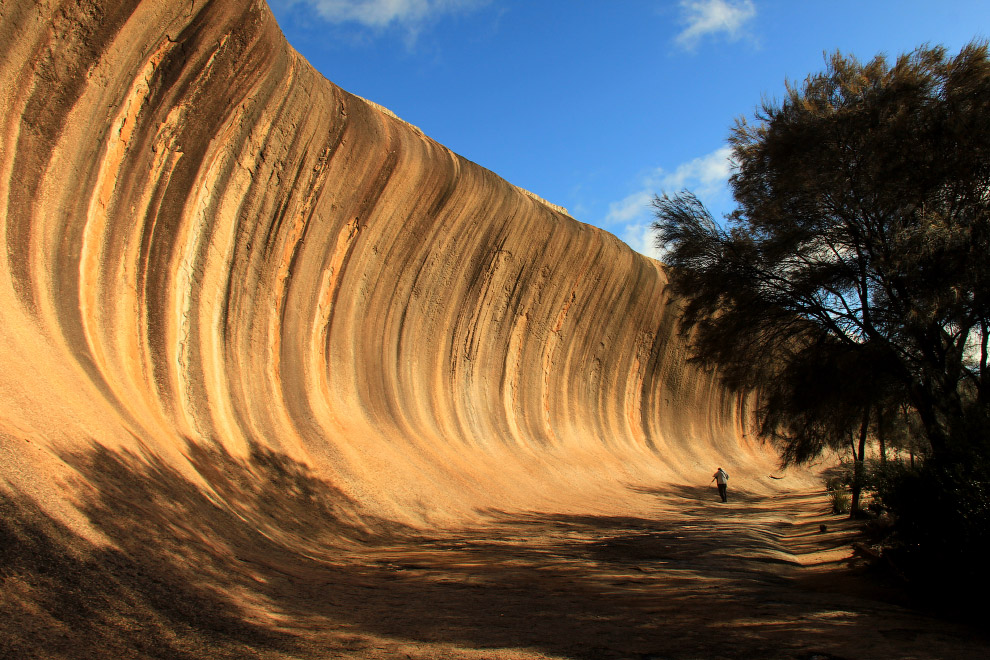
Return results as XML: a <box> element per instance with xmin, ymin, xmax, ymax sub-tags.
<box><xmin>20</xmin><ymin>3</ymin><xmax>990</xmax><ymax>659</ymax></box>
<box><xmin>0</xmin><ymin>0</ymin><xmax>785</xmax><ymax>533</ymax></box>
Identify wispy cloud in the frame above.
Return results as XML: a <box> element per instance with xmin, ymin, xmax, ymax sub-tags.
<box><xmin>288</xmin><ymin>0</ymin><xmax>490</xmax><ymax>30</ymax></box>
<box><xmin>621</xmin><ymin>223</ymin><xmax>666</xmax><ymax>261</ymax></box>
<box><xmin>675</xmin><ymin>0</ymin><xmax>756</xmax><ymax>50</ymax></box>
<box><xmin>605</xmin><ymin>146</ymin><xmax>735</xmax><ymax>260</ymax></box>
<box><xmin>606</xmin><ymin>189</ymin><xmax>656</xmax><ymax>227</ymax></box>
<box><xmin>659</xmin><ymin>145</ymin><xmax>734</xmax><ymax>198</ymax></box>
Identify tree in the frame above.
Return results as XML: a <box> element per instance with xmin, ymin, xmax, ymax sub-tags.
<box><xmin>652</xmin><ymin>42</ymin><xmax>990</xmax><ymax>466</ymax></box>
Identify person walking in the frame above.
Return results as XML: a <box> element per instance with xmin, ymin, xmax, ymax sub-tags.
<box><xmin>711</xmin><ymin>467</ymin><xmax>729</xmax><ymax>502</ymax></box>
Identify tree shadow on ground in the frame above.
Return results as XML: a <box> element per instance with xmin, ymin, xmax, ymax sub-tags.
<box><xmin>0</xmin><ymin>438</ymin><xmax>407</xmax><ymax>659</ymax></box>
<box><xmin>2</xmin><ymin>440</ymin><xmax>987</xmax><ymax>660</ymax></box>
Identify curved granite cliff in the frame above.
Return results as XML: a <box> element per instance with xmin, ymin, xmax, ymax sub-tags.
<box><xmin>0</xmin><ymin>0</ymin><xmax>782</xmax><ymax>538</ymax></box>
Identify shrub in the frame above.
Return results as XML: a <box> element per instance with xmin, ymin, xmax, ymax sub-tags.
<box><xmin>827</xmin><ymin>487</ymin><xmax>850</xmax><ymax>515</ymax></box>
<box><xmin>874</xmin><ymin>452</ymin><xmax>990</xmax><ymax>607</ymax></box>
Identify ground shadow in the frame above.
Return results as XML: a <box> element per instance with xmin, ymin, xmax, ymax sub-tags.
<box><xmin>2</xmin><ymin>440</ymin><xmax>987</xmax><ymax>659</ymax></box>
<box><xmin>1</xmin><ymin>439</ymin><xmax>407</xmax><ymax>659</ymax></box>
<box><xmin>0</xmin><ymin>479</ymin><xmax>293</xmax><ymax>659</ymax></box>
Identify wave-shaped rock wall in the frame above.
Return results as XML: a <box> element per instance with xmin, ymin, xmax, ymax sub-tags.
<box><xmin>0</xmin><ymin>0</ymin><xmax>779</xmax><ymax>532</ymax></box>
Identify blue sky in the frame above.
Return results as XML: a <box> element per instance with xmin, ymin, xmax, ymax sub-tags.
<box><xmin>269</xmin><ymin>1</ymin><xmax>989</xmax><ymax>258</ymax></box>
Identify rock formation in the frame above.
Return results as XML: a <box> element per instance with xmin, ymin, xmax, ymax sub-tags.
<box><xmin>0</xmin><ymin>0</ymin><xmax>785</xmax><ymax>537</ymax></box>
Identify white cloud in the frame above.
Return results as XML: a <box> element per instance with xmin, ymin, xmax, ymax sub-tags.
<box><xmin>661</xmin><ymin>145</ymin><xmax>733</xmax><ymax>198</ymax></box>
<box><xmin>605</xmin><ymin>190</ymin><xmax>654</xmax><ymax>226</ymax></box>
<box><xmin>621</xmin><ymin>222</ymin><xmax>666</xmax><ymax>261</ymax></box>
<box><xmin>291</xmin><ymin>0</ymin><xmax>489</xmax><ymax>29</ymax></box>
<box><xmin>675</xmin><ymin>0</ymin><xmax>756</xmax><ymax>49</ymax></box>
<box><xmin>603</xmin><ymin>146</ymin><xmax>735</xmax><ymax>259</ymax></box>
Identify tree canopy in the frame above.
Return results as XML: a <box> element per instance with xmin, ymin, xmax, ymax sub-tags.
<box><xmin>652</xmin><ymin>42</ymin><xmax>990</xmax><ymax>463</ymax></box>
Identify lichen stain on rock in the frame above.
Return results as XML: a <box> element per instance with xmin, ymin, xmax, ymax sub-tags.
<box><xmin>0</xmin><ymin>0</ymin><xmax>778</xmax><ymax>532</ymax></box>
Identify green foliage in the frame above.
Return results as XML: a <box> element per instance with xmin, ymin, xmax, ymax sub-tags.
<box><xmin>823</xmin><ymin>461</ymin><xmax>876</xmax><ymax>516</ymax></box>
<box><xmin>652</xmin><ymin>42</ymin><xmax>990</xmax><ymax>463</ymax></box>
<box><xmin>823</xmin><ymin>473</ymin><xmax>848</xmax><ymax>492</ymax></box>
<box><xmin>826</xmin><ymin>487</ymin><xmax>850</xmax><ymax>515</ymax></box>
<box><xmin>653</xmin><ymin>43</ymin><xmax>990</xmax><ymax>601</ymax></box>
<box><xmin>874</xmin><ymin>450</ymin><xmax>990</xmax><ymax>599</ymax></box>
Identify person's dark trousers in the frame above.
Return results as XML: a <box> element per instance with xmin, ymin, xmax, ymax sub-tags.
<box><xmin>718</xmin><ymin>484</ymin><xmax>727</xmax><ymax>502</ymax></box>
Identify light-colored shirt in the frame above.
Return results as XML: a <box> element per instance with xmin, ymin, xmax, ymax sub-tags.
<box><xmin>714</xmin><ymin>469</ymin><xmax>728</xmax><ymax>485</ymax></box>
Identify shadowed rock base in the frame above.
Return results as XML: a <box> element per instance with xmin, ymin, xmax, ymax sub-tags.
<box><xmin>3</xmin><ymin>449</ymin><xmax>985</xmax><ymax>659</ymax></box>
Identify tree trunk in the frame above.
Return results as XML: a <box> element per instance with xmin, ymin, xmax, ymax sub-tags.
<box><xmin>850</xmin><ymin>405</ymin><xmax>870</xmax><ymax>517</ymax></box>
<box><xmin>908</xmin><ymin>380</ymin><xmax>947</xmax><ymax>456</ymax></box>
<box><xmin>878</xmin><ymin>407</ymin><xmax>886</xmax><ymax>466</ymax></box>
<box><xmin>980</xmin><ymin>319</ymin><xmax>988</xmax><ymax>406</ymax></box>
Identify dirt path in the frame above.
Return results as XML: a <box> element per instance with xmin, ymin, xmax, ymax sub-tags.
<box><xmin>3</xmin><ymin>480</ymin><xmax>987</xmax><ymax>660</ymax></box>
<box><xmin>282</xmin><ymin>486</ymin><xmax>983</xmax><ymax>660</ymax></box>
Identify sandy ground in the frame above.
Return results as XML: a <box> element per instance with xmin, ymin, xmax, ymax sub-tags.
<box><xmin>2</xmin><ymin>462</ymin><xmax>986</xmax><ymax>660</ymax></box>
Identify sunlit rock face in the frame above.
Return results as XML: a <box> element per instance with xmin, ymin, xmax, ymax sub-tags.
<box><xmin>0</xmin><ymin>0</ymin><xmax>780</xmax><ymax>532</ymax></box>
